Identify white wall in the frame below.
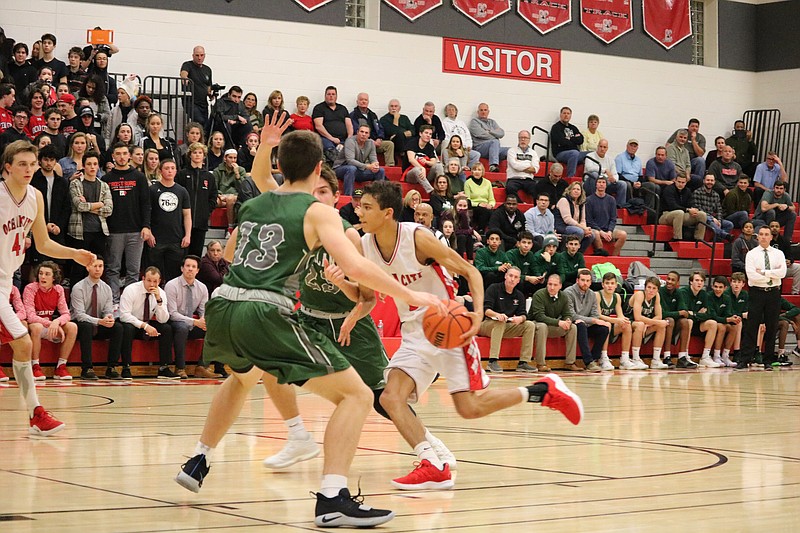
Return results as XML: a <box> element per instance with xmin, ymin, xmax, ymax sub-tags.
<box><xmin>754</xmin><ymin>69</ymin><xmax>800</xmax><ymax>123</ymax></box>
<box><xmin>5</xmin><ymin>0</ymin><xmax>772</xmax><ymax>159</ymax></box>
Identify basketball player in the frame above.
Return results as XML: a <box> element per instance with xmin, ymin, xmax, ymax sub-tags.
<box><xmin>596</xmin><ymin>272</ymin><xmax>643</xmax><ymax>370</ymax></box>
<box><xmin>359</xmin><ymin>180</ymin><xmax>584</xmax><ymax>491</ymax></box>
<box><xmin>629</xmin><ymin>276</ymin><xmax>670</xmax><ymax>369</ymax></box>
<box><xmin>174</xmin><ymin>116</ymin><xmax>445</xmax><ymax>528</ymax></box>
<box><xmin>1</xmin><ymin>140</ymin><xmax>95</xmax><ymax>435</ymax></box>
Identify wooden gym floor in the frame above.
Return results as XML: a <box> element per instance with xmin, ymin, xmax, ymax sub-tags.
<box><xmin>1</xmin><ymin>367</ymin><xmax>799</xmax><ymax>532</ymax></box>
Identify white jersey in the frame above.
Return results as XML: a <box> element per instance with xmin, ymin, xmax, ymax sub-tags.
<box><xmin>362</xmin><ymin>222</ymin><xmax>456</xmax><ymax>323</ymax></box>
<box><xmin>0</xmin><ymin>183</ymin><xmax>37</xmax><ymax>292</ymax></box>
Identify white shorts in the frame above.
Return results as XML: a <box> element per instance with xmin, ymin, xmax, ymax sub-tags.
<box><xmin>385</xmin><ymin>320</ymin><xmax>489</xmax><ymax>403</ymax></box>
<box><xmin>0</xmin><ymin>290</ymin><xmax>28</xmax><ymax>344</ymax></box>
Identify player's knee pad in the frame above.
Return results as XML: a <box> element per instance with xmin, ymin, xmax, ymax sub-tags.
<box><xmin>372</xmin><ymin>388</ymin><xmax>416</xmax><ymax>421</ymax></box>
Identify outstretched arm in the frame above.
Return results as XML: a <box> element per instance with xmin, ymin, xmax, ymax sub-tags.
<box><xmin>251</xmin><ymin>111</ymin><xmax>292</xmax><ymax>194</ymax></box>
<box><xmin>31</xmin><ymin>189</ymin><xmax>95</xmax><ymax>266</ymax></box>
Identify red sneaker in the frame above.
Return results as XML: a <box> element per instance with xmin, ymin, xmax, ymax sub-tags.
<box><xmin>0</xmin><ymin>366</ymin><xmax>8</xmax><ymax>382</ymax></box>
<box><xmin>536</xmin><ymin>373</ymin><xmax>584</xmax><ymax>425</ymax></box>
<box><xmin>54</xmin><ymin>364</ymin><xmax>72</xmax><ymax>381</ymax></box>
<box><xmin>31</xmin><ymin>363</ymin><xmax>46</xmax><ymax>381</ymax></box>
<box><xmin>29</xmin><ymin>406</ymin><xmax>65</xmax><ymax>436</ymax></box>
<box><xmin>391</xmin><ymin>460</ymin><xmax>454</xmax><ymax>490</ymax></box>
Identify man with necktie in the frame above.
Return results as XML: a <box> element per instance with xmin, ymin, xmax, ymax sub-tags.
<box><xmin>165</xmin><ymin>255</ymin><xmax>209</xmax><ymax>380</ymax></box>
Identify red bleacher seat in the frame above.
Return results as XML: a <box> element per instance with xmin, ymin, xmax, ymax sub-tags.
<box><xmin>699</xmin><ymin>259</ymin><xmax>732</xmax><ymax>276</ymax></box>
<box><xmin>620</xmin><ymin>210</ymin><xmax>647</xmax><ymax>226</ymax></box>
<box><xmin>669</xmin><ymin>241</ymin><xmax>725</xmax><ymax>259</ymax></box>
<box><xmin>401</xmin><ymin>182</ymin><xmax>429</xmax><ymax>199</ymax></box>
<box><xmin>336</xmin><ymin>195</ymin><xmax>351</xmax><ymax>209</ymax></box>
<box><xmin>385</xmin><ymin>166</ymin><xmax>402</xmax><ymax>181</ymax></box>
<box><xmin>0</xmin><ymin>339</ymin><xmax>204</xmax><ymax>365</ymax></box>
<box><xmin>210</xmin><ymin>208</ymin><xmax>227</xmax><ymax>228</ymax></box>
<box><xmin>642</xmin><ymin>225</ymin><xmax>674</xmax><ymax>241</ymax></box>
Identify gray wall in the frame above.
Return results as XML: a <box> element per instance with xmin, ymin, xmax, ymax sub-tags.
<box><xmin>755</xmin><ymin>0</ymin><xmax>800</xmax><ymax>72</ymax></box>
<box><xmin>719</xmin><ymin>1</ymin><xmax>757</xmax><ymax>71</ymax></box>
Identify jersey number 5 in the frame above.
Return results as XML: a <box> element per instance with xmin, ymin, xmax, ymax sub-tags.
<box><xmin>232</xmin><ymin>221</ymin><xmax>285</xmax><ymax>271</ymax></box>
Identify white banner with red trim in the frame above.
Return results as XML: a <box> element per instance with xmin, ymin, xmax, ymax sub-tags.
<box><xmin>292</xmin><ymin>0</ymin><xmax>336</xmax><ymax>11</ymax></box>
<box><xmin>384</xmin><ymin>0</ymin><xmax>443</xmax><ymax>21</ymax></box>
<box><xmin>452</xmin><ymin>0</ymin><xmax>512</xmax><ymax>26</ymax></box>
<box><xmin>580</xmin><ymin>0</ymin><xmax>633</xmax><ymax>44</ymax></box>
<box><xmin>518</xmin><ymin>0</ymin><xmax>572</xmax><ymax>35</ymax></box>
<box><xmin>643</xmin><ymin>0</ymin><xmax>692</xmax><ymax>50</ymax></box>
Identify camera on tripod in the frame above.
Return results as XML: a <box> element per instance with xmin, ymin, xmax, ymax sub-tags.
<box><xmin>210</xmin><ymin>83</ymin><xmax>226</xmax><ymax>98</ymax></box>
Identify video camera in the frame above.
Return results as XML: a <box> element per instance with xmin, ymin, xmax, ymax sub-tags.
<box><xmin>210</xmin><ymin>83</ymin><xmax>226</xmax><ymax>98</ymax></box>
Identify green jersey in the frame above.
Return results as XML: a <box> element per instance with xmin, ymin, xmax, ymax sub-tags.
<box><xmin>599</xmin><ymin>291</ymin><xmax>618</xmax><ymax>317</ymax></box>
<box><xmin>299</xmin><ymin>220</ymin><xmax>355</xmax><ymax>314</ymax></box>
<box><xmin>505</xmin><ymin>248</ymin><xmax>535</xmax><ymax>277</ymax></box>
<box><xmin>725</xmin><ymin>287</ymin><xmax>748</xmax><ymax>317</ymax></box>
<box><xmin>677</xmin><ymin>286</ymin><xmax>711</xmax><ymax>321</ymax></box>
<box><xmin>707</xmin><ymin>292</ymin><xmax>732</xmax><ymax>323</ymax></box>
<box><xmin>225</xmin><ymin>191</ymin><xmax>316</xmax><ymax>299</ymax></box>
<box><xmin>659</xmin><ymin>286</ymin><xmax>681</xmax><ymax>320</ymax></box>
<box><xmin>555</xmin><ymin>250</ymin><xmax>585</xmax><ymax>285</ymax></box>
<box><xmin>475</xmin><ymin>246</ymin><xmax>507</xmax><ymax>273</ymax></box>
<box><xmin>530</xmin><ymin>249</ymin><xmax>559</xmax><ymax>278</ymax></box>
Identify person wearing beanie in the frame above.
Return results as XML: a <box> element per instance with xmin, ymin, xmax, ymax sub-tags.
<box><xmin>106</xmin><ymin>75</ymin><xmax>139</xmax><ymax>146</ymax></box>
<box><xmin>212</xmin><ymin>148</ymin><xmax>246</xmax><ymax>231</ymax></box>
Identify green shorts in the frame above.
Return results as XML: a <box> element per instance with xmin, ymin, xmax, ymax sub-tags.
<box><xmin>298</xmin><ymin>313</ymin><xmax>388</xmax><ymax>390</ymax></box>
<box><xmin>203</xmin><ymin>298</ymin><xmax>350</xmax><ymax>385</ymax></box>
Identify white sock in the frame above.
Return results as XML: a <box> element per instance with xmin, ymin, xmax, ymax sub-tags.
<box><xmin>621</xmin><ymin>351</ymin><xmax>629</xmax><ymax>360</ymax></box>
<box><xmin>32</xmin><ymin>359</ymin><xmax>39</xmax><ymax>366</ymax></box>
<box><xmin>679</xmin><ymin>351</ymin><xmax>689</xmax><ymax>359</ymax></box>
<box><xmin>601</xmin><ymin>350</ymin><xmax>608</xmax><ymax>359</ymax></box>
<box><xmin>702</xmin><ymin>348</ymin><xmax>711</xmax><ymax>358</ymax></box>
<box><xmin>285</xmin><ymin>415</ymin><xmax>310</xmax><ymax>440</ymax></box>
<box><xmin>653</xmin><ymin>347</ymin><xmax>662</xmax><ymax>359</ymax></box>
<box><xmin>13</xmin><ymin>360</ymin><xmax>40</xmax><ymax>417</ymax></box>
<box><xmin>722</xmin><ymin>349</ymin><xmax>731</xmax><ymax>359</ymax></box>
<box><xmin>194</xmin><ymin>441</ymin><xmax>214</xmax><ymax>462</ymax></box>
<box><xmin>424</xmin><ymin>428</ymin><xmax>438</xmax><ymax>444</ymax></box>
<box><xmin>518</xmin><ymin>387</ymin><xmax>530</xmax><ymax>402</ymax></box>
<box><xmin>664</xmin><ymin>350</ymin><xmax>671</xmax><ymax>359</ymax></box>
<box><xmin>631</xmin><ymin>348</ymin><xmax>640</xmax><ymax>359</ymax></box>
<box><xmin>57</xmin><ymin>358</ymin><xmax>67</xmax><ymax>367</ymax></box>
<box><xmin>414</xmin><ymin>441</ymin><xmax>443</xmax><ymax>469</ymax></box>
<box><xmin>320</xmin><ymin>474</ymin><xmax>348</xmax><ymax>498</ymax></box>
<box><xmin>713</xmin><ymin>349</ymin><xmax>721</xmax><ymax>359</ymax></box>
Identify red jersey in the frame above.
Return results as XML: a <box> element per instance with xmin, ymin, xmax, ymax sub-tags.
<box><xmin>25</xmin><ymin>114</ymin><xmax>47</xmax><ymax>140</ymax></box>
<box><xmin>0</xmin><ymin>107</ymin><xmax>12</xmax><ymax>133</ymax></box>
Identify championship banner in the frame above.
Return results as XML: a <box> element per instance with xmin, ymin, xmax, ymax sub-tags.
<box><xmin>442</xmin><ymin>37</ymin><xmax>561</xmax><ymax>84</ymax></box>
<box><xmin>292</xmin><ymin>0</ymin><xmax>335</xmax><ymax>11</ymax></box>
<box><xmin>580</xmin><ymin>0</ymin><xmax>633</xmax><ymax>44</ymax></box>
<box><xmin>452</xmin><ymin>0</ymin><xmax>511</xmax><ymax>27</ymax></box>
<box><xmin>518</xmin><ymin>0</ymin><xmax>572</xmax><ymax>35</ymax></box>
<box><xmin>384</xmin><ymin>0</ymin><xmax>442</xmax><ymax>21</ymax></box>
<box><xmin>643</xmin><ymin>0</ymin><xmax>692</xmax><ymax>50</ymax></box>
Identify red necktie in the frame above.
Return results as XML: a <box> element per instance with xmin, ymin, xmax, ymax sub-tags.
<box><xmin>143</xmin><ymin>294</ymin><xmax>151</xmax><ymax>323</ymax></box>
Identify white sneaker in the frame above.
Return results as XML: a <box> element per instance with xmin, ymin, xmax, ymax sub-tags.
<box><xmin>698</xmin><ymin>356</ymin><xmax>722</xmax><ymax>368</ymax></box>
<box><xmin>427</xmin><ymin>433</ymin><xmax>457</xmax><ymax>471</ymax></box>
<box><xmin>650</xmin><ymin>358</ymin><xmax>668</xmax><ymax>370</ymax></box>
<box><xmin>263</xmin><ymin>435</ymin><xmax>320</xmax><ymax>469</ymax></box>
<box><xmin>721</xmin><ymin>355</ymin><xmax>737</xmax><ymax>368</ymax></box>
<box><xmin>712</xmin><ymin>355</ymin><xmax>724</xmax><ymax>366</ymax></box>
<box><xmin>631</xmin><ymin>357</ymin><xmax>649</xmax><ymax>370</ymax></box>
<box><xmin>619</xmin><ymin>357</ymin><xmax>637</xmax><ymax>370</ymax></box>
<box><xmin>599</xmin><ymin>356</ymin><xmax>615</xmax><ymax>371</ymax></box>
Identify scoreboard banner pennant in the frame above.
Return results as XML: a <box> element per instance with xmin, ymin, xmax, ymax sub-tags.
<box><xmin>452</xmin><ymin>0</ymin><xmax>512</xmax><ymax>26</ymax></box>
<box><xmin>518</xmin><ymin>0</ymin><xmax>572</xmax><ymax>35</ymax></box>
<box><xmin>580</xmin><ymin>0</ymin><xmax>633</xmax><ymax>44</ymax></box>
<box><xmin>643</xmin><ymin>0</ymin><xmax>692</xmax><ymax>50</ymax></box>
<box><xmin>384</xmin><ymin>0</ymin><xmax>443</xmax><ymax>21</ymax></box>
<box><xmin>292</xmin><ymin>0</ymin><xmax>336</xmax><ymax>11</ymax></box>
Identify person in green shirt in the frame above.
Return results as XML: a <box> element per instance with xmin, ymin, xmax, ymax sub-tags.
<box><xmin>725</xmin><ymin>272</ymin><xmax>748</xmax><ymax>367</ymax></box>
<box><xmin>505</xmin><ymin>230</ymin><xmax>537</xmax><ymax>296</ymax></box>
<box><xmin>528</xmin><ymin>273</ymin><xmax>578</xmax><ymax>371</ymax></box>
<box><xmin>555</xmin><ymin>234</ymin><xmax>585</xmax><ymax>287</ymax></box>
<box><xmin>659</xmin><ymin>271</ymin><xmax>694</xmax><ymax>368</ymax></box>
<box><xmin>527</xmin><ymin>234</ymin><xmax>560</xmax><ymax>296</ymax></box>
<box><xmin>676</xmin><ymin>271</ymin><xmax>721</xmax><ymax>368</ymax></box>
<box><xmin>708</xmin><ymin>276</ymin><xmax>738</xmax><ymax>367</ymax></box>
<box><xmin>474</xmin><ymin>229</ymin><xmax>509</xmax><ymax>288</ymax></box>
<box><xmin>212</xmin><ymin>148</ymin><xmax>247</xmax><ymax>231</ymax></box>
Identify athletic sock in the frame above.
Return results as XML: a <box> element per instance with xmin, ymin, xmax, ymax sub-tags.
<box><xmin>32</xmin><ymin>359</ymin><xmax>39</xmax><ymax>366</ymax></box>
<box><xmin>713</xmin><ymin>349</ymin><xmax>721</xmax><ymax>359</ymax></box>
<box><xmin>518</xmin><ymin>386</ymin><xmax>530</xmax><ymax>402</ymax></box>
<box><xmin>285</xmin><ymin>415</ymin><xmax>310</xmax><ymax>440</ymax></box>
<box><xmin>415</xmin><ymin>441</ymin><xmax>443</xmax><ymax>469</ymax></box>
<box><xmin>631</xmin><ymin>348</ymin><xmax>640</xmax><ymax>359</ymax></box>
<box><xmin>722</xmin><ymin>349</ymin><xmax>731</xmax><ymax>358</ymax></box>
<box><xmin>663</xmin><ymin>350</ymin><xmax>671</xmax><ymax>359</ymax></box>
<box><xmin>702</xmin><ymin>348</ymin><xmax>711</xmax><ymax>359</ymax></box>
<box><xmin>679</xmin><ymin>351</ymin><xmax>689</xmax><ymax>359</ymax></box>
<box><xmin>57</xmin><ymin>358</ymin><xmax>67</xmax><ymax>367</ymax></box>
<box><xmin>601</xmin><ymin>350</ymin><xmax>608</xmax><ymax>359</ymax></box>
<box><xmin>525</xmin><ymin>382</ymin><xmax>548</xmax><ymax>403</ymax></box>
<box><xmin>194</xmin><ymin>441</ymin><xmax>214</xmax><ymax>463</ymax></box>
<box><xmin>320</xmin><ymin>474</ymin><xmax>348</xmax><ymax>498</ymax></box>
<box><xmin>13</xmin><ymin>360</ymin><xmax>40</xmax><ymax>417</ymax></box>
<box><xmin>653</xmin><ymin>347</ymin><xmax>662</xmax><ymax>359</ymax></box>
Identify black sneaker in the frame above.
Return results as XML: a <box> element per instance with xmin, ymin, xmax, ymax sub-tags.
<box><xmin>121</xmin><ymin>367</ymin><xmax>133</xmax><ymax>380</ymax></box>
<box><xmin>593</xmin><ymin>248</ymin><xmax>610</xmax><ymax>257</ymax></box>
<box><xmin>213</xmin><ymin>363</ymin><xmax>228</xmax><ymax>379</ymax></box>
<box><xmin>105</xmin><ymin>368</ymin><xmax>122</xmax><ymax>380</ymax></box>
<box><xmin>677</xmin><ymin>356</ymin><xmax>698</xmax><ymax>369</ymax></box>
<box><xmin>314</xmin><ymin>487</ymin><xmax>394</xmax><ymax>528</ymax></box>
<box><xmin>488</xmin><ymin>164</ymin><xmax>500</xmax><ymax>173</ymax></box>
<box><xmin>775</xmin><ymin>355</ymin><xmax>793</xmax><ymax>367</ymax></box>
<box><xmin>662</xmin><ymin>356</ymin><xmax>676</xmax><ymax>369</ymax></box>
<box><xmin>175</xmin><ymin>454</ymin><xmax>210</xmax><ymax>493</ymax></box>
<box><xmin>81</xmin><ymin>368</ymin><xmax>99</xmax><ymax>380</ymax></box>
<box><xmin>158</xmin><ymin>366</ymin><xmax>180</xmax><ymax>380</ymax></box>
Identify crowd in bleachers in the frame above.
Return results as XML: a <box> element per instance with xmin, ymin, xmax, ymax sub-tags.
<box><xmin>0</xmin><ymin>29</ymin><xmax>797</xmax><ymax>378</ymax></box>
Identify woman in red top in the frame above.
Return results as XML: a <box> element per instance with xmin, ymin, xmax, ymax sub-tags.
<box><xmin>23</xmin><ymin>262</ymin><xmax>78</xmax><ymax>380</ymax></box>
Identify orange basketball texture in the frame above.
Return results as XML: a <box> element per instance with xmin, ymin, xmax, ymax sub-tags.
<box><xmin>422</xmin><ymin>300</ymin><xmax>473</xmax><ymax>349</ymax></box>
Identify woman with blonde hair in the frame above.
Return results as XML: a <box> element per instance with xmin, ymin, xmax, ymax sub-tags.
<box><xmin>555</xmin><ymin>181</ymin><xmax>593</xmax><ymax>252</ymax></box>
<box><xmin>463</xmin><ymin>162</ymin><xmax>494</xmax><ymax>232</ymax></box>
<box><xmin>58</xmin><ymin>132</ymin><xmax>89</xmax><ymax>180</ymax></box>
<box><xmin>143</xmin><ymin>148</ymin><xmax>160</xmax><ymax>183</ymax></box>
<box><xmin>401</xmin><ymin>189</ymin><xmax>421</xmax><ymax>223</ymax></box>
<box><xmin>262</xmin><ymin>89</ymin><xmax>290</xmax><ymax>125</ymax></box>
<box><xmin>140</xmin><ymin>113</ymin><xmax>176</xmax><ymax>163</ymax></box>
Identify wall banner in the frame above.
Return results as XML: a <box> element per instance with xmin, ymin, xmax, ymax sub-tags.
<box><xmin>518</xmin><ymin>0</ymin><xmax>572</xmax><ymax>35</ymax></box>
<box><xmin>383</xmin><ymin>0</ymin><xmax>443</xmax><ymax>21</ymax></box>
<box><xmin>580</xmin><ymin>0</ymin><xmax>633</xmax><ymax>44</ymax></box>
<box><xmin>643</xmin><ymin>0</ymin><xmax>692</xmax><ymax>50</ymax></box>
<box><xmin>452</xmin><ymin>0</ymin><xmax>512</xmax><ymax>27</ymax></box>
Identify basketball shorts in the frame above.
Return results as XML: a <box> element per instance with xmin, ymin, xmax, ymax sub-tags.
<box><xmin>298</xmin><ymin>312</ymin><xmax>388</xmax><ymax>390</ymax></box>
<box><xmin>386</xmin><ymin>320</ymin><xmax>489</xmax><ymax>403</ymax></box>
<box><xmin>203</xmin><ymin>298</ymin><xmax>350</xmax><ymax>384</ymax></box>
<box><xmin>0</xmin><ymin>289</ymin><xmax>28</xmax><ymax>344</ymax></box>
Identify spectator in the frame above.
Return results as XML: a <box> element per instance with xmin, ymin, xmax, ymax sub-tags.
<box><xmin>428</xmin><ymin>174</ymin><xmax>456</xmax><ymax>223</ymax></box>
<box><xmin>84</xmin><ymin>50</ymin><xmax>117</xmax><ymax>106</ymax></box>
<box><xmin>211</xmin><ymin>86</ymin><xmax>251</xmax><ymax>148</ymax></box>
<box><xmin>580</xmin><ymin>114</ymin><xmax>603</xmax><ymax>152</ymax></box>
<box><xmin>731</xmin><ymin>220</ymin><xmax>758</xmax><ymax>273</ymax></box>
<box><xmin>691</xmin><ymin>174</ymin><xmax>733</xmax><ymax>240</ymax></box>
<box><xmin>629</xmin><ymin>276</ymin><xmax>670</xmax><ymax>369</ymax></box>
<box><xmin>147</xmin><ymin>159</ymin><xmax>191</xmax><ymax>282</ymax></box>
<box><xmin>289</xmin><ymin>95</ymin><xmax>314</xmax><ymax>132</ymax></box>
<box><xmin>554</xmin><ymin>181</ymin><xmax>593</xmax><ymax>252</ymax></box>
<box><xmin>707</xmin><ymin>276</ymin><xmax>738</xmax><ymax>367</ymax></box>
<box><xmin>350</xmin><ymin>92</ymin><xmax>394</xmax><ymax>166</ymax></box>
<box><xmin>769</xmin><ymin>220</ymin><xmax>800</xmax><ymax>295</ymax></box>
<box><xmin>197</xmin><ymin>240</ymin><xmax>229</xmax><ymax>297</ymax></box>
<box><xmin>176</xmin><ymin>142</ymin><xmax>218</xmax><ymax>258</ymax></box>
<box><xmin>70</xmin><ymin>256</ymin><xmax>126</xmax><ymax>380</ymax></box>
<box><xmin>34</xmin><ymin>33</ymin><xmax>68</xmax><ymax>84</ymax></box>
<box><xmin>67</xmin><ymin>152</ymin><xmax>112</xmax><ymax>283</ymax></box>
<box><xmin>30</xmin><ymin>145</ymin><xmax>70</xmax><ymax>264</ymax></box>
<box><xmin>534</xmin><ymin>163</ymin><xmax>568</xmax><ymax>208</ymax></box>
<box><xmin>463</xmin><ymin>162</ymin><xmax>494</xmax><ymax>232</ymax></box>
<box><xmin>442</xmin><ymin>135</ymin><xmax>470</xmax><ymax>179</ymax></box>
<box><xmin>132</xmin><ymin>95</ymin><xmax>152</xmax><ymax>144</ymax></box>
<box><xmin>505</xmin><ymin>230</ymin><xmax>540</xmax><ymax>296</ymax></box>
<box><xmin>705</xmin><ymin>136</ymin><xmax>726</xmax><ymax>169</ymax></box>
<box><xmin>707</xmin><ymin>145</ymin><xmax>743</xmax><ymax>196</ymax></box>
<box><xmin>666</xmin><ymin>129</ymin><xmax>701</xmax><ymax>188</ymax></box>
<box><xmin>414</xmin><ymin>203</ymin><xmax>448</xmax><ymax>247</ymax></box>
<box><xmin>177</xmin><ymin>122</ymin><xmax>205</xmax><ymax>168</ymax></box>
<box><xmin>333</xmin><ymin>124</ymin><xmax>386</xmax><ymax>196</ymax></box>
<box><xmin>549</xmin><ymin>106</ymin><xmax>585</xmax><ymax>178</ymax></box>
<box><xmin>564</xmin><ymin>268</ymin><xmax>611</xmax><ymax>372</ymax></box>
<box><xmin>505</xmin><ymin>130</ymin><xmax>540</xmax><ymax>199</ymax></box>
<box><xmin>338</xmin><ymin>188</ymin><xmax>363</xmax><ymax>234</ymax></box>
<box><xmin>441</xmin><ymin>103</ymin><xmax>480</xmax><ymax>166</ymax></box>
<box><xmin>179</xmin><ymin>46</ymin><xmax>213</xmax><ymax>128</ymax></box>
<box><xmin>0</xmin><ymin>105</ymin><xmax>29</xmax><ymax>154</ymax></box>
<box><xmin>583</xmin><ymin>139</ymin><xmax>627</xmax><ymax>207</ymax></box>
<box><xmin>723</xmin><ymin>175</ymin><xmax>763</xmax><ymax>230</ymax></box>
<box><xmin>524</xmin><ymin>193</ymin><xmax>556</xmax><ymax>250</ymax></box>
<box><xmin>479</xmin><ymin>267</ymin><xmax>536</xmax><ymax>373</ymax></box>
<box><xmin>411</xmin><ymin>101</ymin><xmax>445</xmax><ymax>151</ymax></box>
<box><xmin>528</xmin><ymin>273</ymin><xmax>578</xmax><ymax>372</ymax></box>
<box><xmin>772</xmin><ymin>298</ymin><xmax>799</xmax><ymax>366</ymax></box>
<box><xmin>261</xmin><ymin>90</ymin><xmax>290</xmax><ymax>126</ymax></box>
<box><xmin>379</xmin><ymin>98</ymin><xmax>414</xmax><ymax>154</ymax></box>
<box><xmin>677</xmin><ymin>271</ymin><xmax>721</xmax><ymax>367</ymax></box>
<box><xmin>666</xmin><ymin>118</ymin><xmax>706</xmax><ymax>178</ymax></box>
<box><xmin>660</xmin><ymin>271</ymin><xmax>695</xmax><ymax>368</ymax></box>
<box><xmin>81</xmin><ymin>29</ymin><xmax>120</xmax><ymax>70</ymax></box>
<box><xmin>475</xmin><ymin>229</ymin><xmax>509</xmax><ymax>288</ymax></box>
<box><xmin>726</xmin><ymin>120</ymin><xmax>758</xmax><ymax>177</ymax></box>
<box><xmin>142</xmin><ymin>148</ymin><xmax>160</xmax><ymax>183</ymax></box>
<box><xmin>400</xmin><ymin>189</ymin><xmax>421</xmax><ymax>223</ymax></box>
<box><xmin>586</xmin><ymin>176</ymin><xmax>627</xmax><ymax>256</ymax></box>
<box><xmin>468</xmin><ymin>102</ymin><xmax>508</xmax><ymax>172</ymax></box>
<box><xmin>105</xmin><ymin>122</ymin><xmax>133</xmax><ymax>166</ymax></box>
<box><xmin>57</xmin><ymin>93</ymin><xmax>80</xmax><ymax>136</ymax></box>
<box><xmin>616</xmin><ymin>139</ymin><xmax>659</xmax><ymax>212</ymax></box>
<box><xmin>236</xmin><ymin>132</ymin><xmax>259</xmax><ymax>173</ymax></box>
<box><xmin>402</xmin><ymin>124</ymin><xmax>441</xmax><ymax>193</ymax></box>
<box><xmin>453</xmin><ymin>198</ymin><xmax>481</xmax><ymax>261</ymax></box>
<box><xmin>753</xmin><ymin>151</ymin><xmax>788</xmax><ymax>205</ymax></box>
<box><xmin>555</xmin><ymin>234</ymin><xmax>585</xmax><ymax>288</ymax></box>
<box><xmin>24</xmin><ymin>262</ymin><xmax>78</xmax><ymax>381</ymax></box>
<box><xmin>213</xmin><ymin>148</ymin><xmax>245</xmax><ymax>231</ymax></box>
<box><xmin>312</xmin><ymin>85</ymin><xmax>352</xmax><ymax>156</ymax></box>
<box><xmin>526</xmin><ymin>234</ymin><xmax>560</xmax><ymax>297</ymax></box>
<box><xmin>25</xmin><ymin>88</ymin><xmax>48</xmax><ymax>139</ymax></box>
<box><xmin>0</xmin><ymin>83</ymin><xmax>15</xmax><ymax>133</ymax></box>
<box><xmin>206</xmin><ymin>130</ymin><xmax>225</xmax><ymax>171</ymax></box>
<box><xmin>140</xmin><ymin>113</ymin><xmax>176</xmax><ymax>163</ymax></box>
<box><xmin>725</xmin><ymin>272</ymin><xmax>749</xmax><ymax>364</ymax></box>
<box><xmin>754</xmin><ymin>181</ymin><xmax>796</xmax><ymax>240</ymax></box>
<box><xmin>66</xmin><ymin>47</ymin><xmax>87</xmax><ymax>95</ymax></box>
<box><xmin>105</xmin><ymin>76</ymin><xmax>138</xmax><ymax>147</ymax></box>
<box><xmin>7</xmin><ymin>43</ymin><xmax>37</xmax><ymax>96</ymax></box>
<box><xmin>659</xmin><ymin>174</ymin><xmax>705</xmax><ymax>241</ymax></box>
<box><xmin>165</xmin><ymin>255</ymin><xmax>208</xmax><ymax>380</ymax></box>
<box><xmin>119</xmin><ymin>266</ymin><xmax>176</xmax><ymax>379</ymax></box>
<box><xmin>441</xmin><ymin>219</ymin><xmax>457</xmax><ymax>252</ymax></box>
<box><xmin>76</xmin><ymin>105</ymin><xmax>106</xmax><ymax>156</ymax></box>
<box><xmin>443</xmin><ymin>157</ymin><xmax>466</xmax><ymax>189</ymax></box>
<box><xmin>58</xmin><ymin>131</ymin><xmax>90</xmax><ymax>180</ymax></box>
<box><xmin>596</xmin><ymin>272</ymin><xmax>641</xmax><ymax>370</ymax></box>
<box><xmin>242</xmin><ymin>92</ymin><xmax>263</xmax><ymax>134</ymax></box>
<box><xmin>487</xmin><ymin>194</ymin><xmax>526</xmax><ymax>252</ymax></box>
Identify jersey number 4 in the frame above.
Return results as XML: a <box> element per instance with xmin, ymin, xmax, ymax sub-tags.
<box><xmin>232</xmin><ymin>221</ymin><xmax>285</xmax><ymax>271</ymax></box>
<box><xmin>12</xmin><ymin>232</ymin><xmax>23</xmax><ymax>257</ymax></box>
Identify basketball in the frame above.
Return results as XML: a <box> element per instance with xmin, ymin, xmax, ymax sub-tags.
<box><xmin>422</xmin><ymin>299</ymin><xmax>473</xmax><ymax>349</ymax></box>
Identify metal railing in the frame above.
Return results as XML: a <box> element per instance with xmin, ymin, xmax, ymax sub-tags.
<box><xmin>778</xmin><ymin>122</ymin><xmax>800</xmax><ymax>201</ymax></box>
<box><xmin>742</xmin><ymin>109</ymin><xmax>781</xmax><ymax>165</ymax></box>
<box><xmin>142</xmin><ymin>76</ymin><xmax>193</xmax><ymax>145</ymax></box>
<box><xmin>531</xmin><ymin>126</ymin><xmax>551</xmax><ymax>174</ymax></box>
<box><xmin>693</xmin><ymin>218</ymin><xmax>720</xmax><ymax>284</ymax></box>
<box><xmin>636</xmin><ymin>185</ymin><xmax>661</xmax><ymax>257</ymax></box>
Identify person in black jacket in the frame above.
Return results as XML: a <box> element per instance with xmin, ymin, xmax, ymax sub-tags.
<box><xmin>549</xmin><ymin>106</ymin><xmax>585</xmax><ymax>178</ymax></box>
<box><xmin>29</xmin><ymin>144</ymin><xmax>71</xmax><ymax>265</ymax></box>
<box><xmin>176</xmin><ymin>142</ymin><xmax>218</xmax><ymax>257</ymax></box>
<box><xmin>658</xmin><ymin>174</ymin><xmax>706</xmax><ymax>241</ymax></box>
<box><xmin>487</xmin><ymin>194</ymin><xmax>525</xmax><ymax>251</ymax></box>
<box><xmin>210</xmin><ymin>85</ymin><xmax>251</xmax><ymax>148</ymax></box>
